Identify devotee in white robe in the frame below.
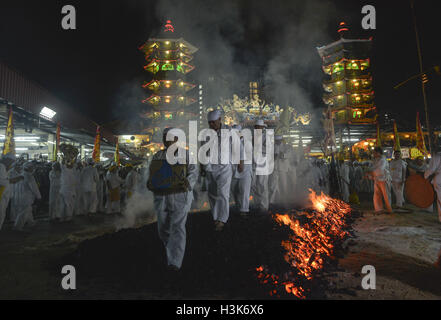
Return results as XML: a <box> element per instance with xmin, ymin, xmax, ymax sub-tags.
<box><xmin>49</xmin><ymin>162</ymin><xmax>62</xmax><ymax>220</ymax></box>
<box><xmin>14</xmin><ymin>162</ymin><xmax>41</xmax><ymax>230</ymax></box>
<box><xmin>251</xmin><ymin>119</ymin><xmax>270</xmax><ymax>213</ymax></box>
<box><xmin>106</xmin><ymin>165</ymin><xmax>123</xmax><ymax>214</ymax></box>
<box><xmin>80</xmin><ymin>159</ymin><xmax>99</xmax><ymax>214</ymax></box>
<box><xmin>59</xmin><ymin>161</ymin><xmax>77</xmax><ymax>222</ymax></box>
<box><xmin>204</xmin><ymin>110</ymin><xmax>233</xmax><ymax>231</ymax></box>
<box><xmin>269</xmin><ymin>135</ymin><xmax>295</xmax><ymax>206</ymax></box>
<box><xmin>338</xmin><ymin>160</ymin><xmax>351</xmax><ymax>203</ymax></box>
<box><xmin>124</xmin><ymin>164</ymin><xmax>138</xmax><ymax>201</ymax></box>
<box><xmin>389</xmin><ymin>150</ymin><xmax>407</xmax><ymax>208</ymax></box>
<box><xmin>352</xmin><ymin>161</ymin><xmax>364</xmax><ymax>194</ymax></box>
<box><xmin>8</xmin><ymin>160</ymin><xmax>25</xmax><ymax>222</ymax></box>
<box><xmin>230</xmin><ymin>125</ymin><xmax>252</xmax><ymax>215</ymax></box>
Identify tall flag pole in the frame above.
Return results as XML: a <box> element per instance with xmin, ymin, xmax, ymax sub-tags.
<box><xmin>2</xmin><ymin>107</ymin><xmax>15</xmax><ymax>156</ymax></box>
<box><xmin>416</xmin><ymin>111</ymin><xmax>428</xmax><ymax>155</ymax></box>
<box><xmin>53</xmin><ymin>122</ymin><xmax>61</xmax><ymax>161</ymax></box>
<box><xmin>92</xmin><ymin>126</ymin><xmax>101</xmax><ymax>163</ymax></box>
<box><xmin>376</xmin><ymin>122</ymin><xmax>382</xmax><ymax>147</ymax></box>
<box><xmin>114</xmin><ymin>138</ymin><xmax>120</xmax><ymax>166</ymax></box>
<box><xmin>393</xmin><ymin>120</ymin><xmax>401</xmax><ymax>151</ymax></box>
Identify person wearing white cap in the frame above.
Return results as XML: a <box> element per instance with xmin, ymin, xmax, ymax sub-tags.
<box><xmin>269</xmin><ymin>135</ymin><xmax>295</xmax><ymax>207</ymax></box>
<box><xmin>14</xmin><ymin>162</ymin><xmax>41</xmax><ymax>230</ymax></box>
<box><xmin>204</xmin><ymin>110</ymin><xmax>233</xmax><ymax>231</ymax></box>
<box><xmin>49</xmin><ymin>162</ymin><xmax>62</xmax><ymax>220</ymax></box>
<box><xmin>80</xmin><ymin>158</ymin><xmax>99</xmax><ymax>215</ymax></box>
<box><xmin>230</xmin><ymin>124</ymin><xmax>252</xmax><ymax>215</ymax></box>
<box><xmin>0</xmin><ymin>153</ymin><xmax>16</xmax><ymax>230</ymax></box>
<box><xmin>251</xmin><ymin>119</ymin><xmax>270</xmax><ymax>213</ymax></box>
<box><xmin>147</xmin><ymin>128</ymin><xmax>198</xmax><ymax>270</ymax></box>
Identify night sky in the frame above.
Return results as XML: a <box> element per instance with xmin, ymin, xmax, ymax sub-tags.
<box><xmin>0</xmin><ymin>0</ymin><xmax>440</xmax><ymax>131</ymax></box>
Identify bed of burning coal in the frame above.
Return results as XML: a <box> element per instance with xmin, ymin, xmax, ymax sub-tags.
<box><xmin>56</xmin><ymin>191</ymin><xmax>361</xmax><ymax>299</ymax></box>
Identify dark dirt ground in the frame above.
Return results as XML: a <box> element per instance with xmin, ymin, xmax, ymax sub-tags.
<box><xmin>1</xmin><ymin>194</ymin><xmax>441</xmax><ymax>300</ymax></box>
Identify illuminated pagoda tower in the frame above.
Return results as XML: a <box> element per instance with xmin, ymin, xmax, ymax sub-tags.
<box><xmin>317</xmin><ymin>22</ymin><xmax>377</xmax><ymax>127</ymax></box>
<box><xmin>139</xmin><ymin>20</ymin><xmax>198</xmax><ymax>142</ymax></box>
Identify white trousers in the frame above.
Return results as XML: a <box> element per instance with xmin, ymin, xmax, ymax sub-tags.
<box><xmin>253</xmin><ymin>174</ymin><xmax>269</xmax><ymax>211</ymax></box>
<box><xmin>206</xmin><ymin>166</ymin><xmax>232</xmax><ymax>223</ymax></box>
<box><xmin>97</xmin><ymin>188</ymin><xmax>105</xmax><ymax>212</ymax></box>
<box><xmin>155</xmin><ymin>192</ymin><xmax>192</xmax><ymax>269</ymax></box>
<box><xmin>49</xmin><ymin>189</ymin><xmax>62</xmax><ymax>220</ymax></box>
<box><xmin>60</xmin><ymin>192</ymin><xmax>75</xmax><ymax>221</ymax></box>
<box><xmin>269</xmin><ymin>171</ymin><xmax>290</xmax><ymax>205</ymax></box>
<box><xmin>373</xmin><ymin>180</ymin><xmax>392</xmax><ymax>212</ymax></box>
<box><xmin>14</xmin><ymin>205</ymin><xmax>34</xmax><ymax>230</ymax></box>
<box><xmin>231</xmin><ymin>172</ymin><xmax>252</xmax><ymax>213</ymax></box>
<box><xmin>391</xmin><ymin>181</ymin><xmax>405</xmax><ymax>207</ymax></box>
<box><xmin>83</xmin><ymin>191</ymin><xmax>98</xmax><ymax>214</ymax></box>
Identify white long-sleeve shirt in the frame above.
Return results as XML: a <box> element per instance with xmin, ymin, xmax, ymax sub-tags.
<box><xmin>204</xmin><ymin>125</ymin><xmax>233</xmax><ymax>172</ymax></box>
<box><xmin>81</xmin><ymin>166</ymin><xmax>99</xmax><ymax>192</ymax></box>
<box><xmin>106</xmin><ymin>171</ymin><xmax>123</xmax><ymax>189</ymax></box>
<box><xmin>389</xmin><ymin>159</ymin><xmax>407</xmax><ymax>182</ymax></box>
<box><xmin>60</xmin><ymin>165</ymin><xmax>77</xmax><ymax>196</ymax></box>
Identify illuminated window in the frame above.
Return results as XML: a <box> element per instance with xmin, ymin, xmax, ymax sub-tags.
<box><xmin>352</xmin><ymin>110</ymin><xmax>362</xmax><ymax>118</ymax></box>
<box><xmin>332</xmin><ymin>63</ymin><xmax>344</xmax><ymax>73</ymax></box>
<box><xmin>162</xmin><ymin>63</ymin><xmax>174</xmax><ymax>71</ymax></box>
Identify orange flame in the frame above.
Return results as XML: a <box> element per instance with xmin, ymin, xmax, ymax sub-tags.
<box><xmin>256</xmin><ymin>189</ymin><xmax>352</xmax><ymax>298</ymax></box>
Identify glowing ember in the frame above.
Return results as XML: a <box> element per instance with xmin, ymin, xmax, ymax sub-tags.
<box><xmin>255</xmin><ymin>189</ymin><xmax>353</xmax><ymax>299</ymax></box>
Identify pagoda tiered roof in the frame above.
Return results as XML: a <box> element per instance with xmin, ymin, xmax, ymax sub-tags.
<box><xmin>142</xmin><ymin>94</ymin><xmax>196</xmax><ymax>107</ymax></box>
<box><xmin>139</xmin><ymin>38</ymin><xmax>198</xmax><ymax>55</ymax></box>
<box><xmin>142</xmin><ymin>79</ymin><xmax>196</xmax><ymax>92</ymax></box>
<box><xmin>317</xmin><ymin>37</ymin><xmax>372</xmax><ymax>65</ymax></box>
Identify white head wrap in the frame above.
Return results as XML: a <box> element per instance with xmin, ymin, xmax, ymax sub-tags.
<box><xmin>207</xmin><ymin>110</ymin><xmax>221</xmax><ymax>121</ymax></box>
<box><xmin>255</xmin><ymin>119</ymin><xmax>267</xmax><ymax>127</ymax></box>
